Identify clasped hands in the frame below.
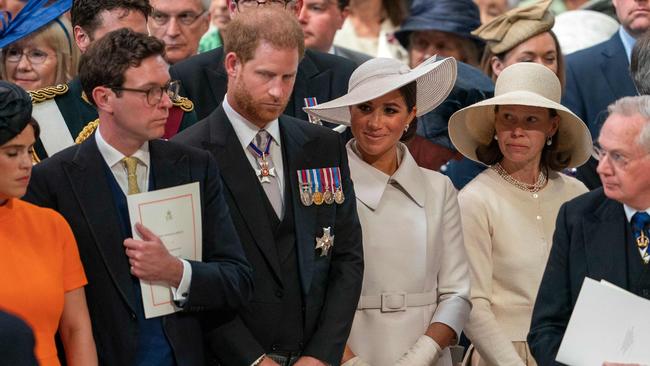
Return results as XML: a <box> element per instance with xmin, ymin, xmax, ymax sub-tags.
<box><xmin>123</xmin><ymin>222</ymin><xmax>183</xmax><ymax>287</ymax></box>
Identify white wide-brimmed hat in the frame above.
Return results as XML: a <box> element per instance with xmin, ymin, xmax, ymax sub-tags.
<box><xmin>448</xmin><ymin>62</ymin><xmax>592</xmax><ymax>168</ymax></box>
<box><xmin>303</xmin><ymin>56</ymin><xmax>457</xmax><ymax>126</ymax></box>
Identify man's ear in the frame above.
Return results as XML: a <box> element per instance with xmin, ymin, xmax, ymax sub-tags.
<box><xmin>224</xmin><ymin>52</ymin><xmax>240</xmax><ymax>78</ymax></box>
<box><xmin>291</xmin><ymin>0</ymin><xmax>303</xmax><ymax>17</ymax></box>
<box><xmin>228</xmin><ymin>0</ymin><xmax>238</xmax><ymax>16</ymax></box>
<box><xmin>74</xmin><ymin>25</ymin><xmax>91</xmax><ymax>53</ymax></box>
<box><xmin>93</xmin><ymin>86</ymin><xmax>115</xmax><ymax>114</ymax></box>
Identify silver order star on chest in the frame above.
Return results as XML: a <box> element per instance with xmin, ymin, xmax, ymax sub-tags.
<box><xmin>255</xmin><ymin>157</ymin><xmax>276</xmax><ymax>183</ymax></box>
<box><xmin>315</xmin><ymin>227</ymin><xmax>334</xmax><ymax>257</ymax></box>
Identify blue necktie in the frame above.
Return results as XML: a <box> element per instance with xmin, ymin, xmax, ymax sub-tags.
<box><xmin>631</xmin><ymin>212</ymin><xmax>650</xmax><ymax>264</ymax></box>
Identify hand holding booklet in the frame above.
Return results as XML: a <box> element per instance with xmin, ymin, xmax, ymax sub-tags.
<box><xmin>556</xmin><ymin>277</ymin><xmax>650</xmax><ymax>365</ymax></box>
<box><xmin>127</xmin><ymin>182</ymin><xmax>202</xmax><ymax>319</ymax></box>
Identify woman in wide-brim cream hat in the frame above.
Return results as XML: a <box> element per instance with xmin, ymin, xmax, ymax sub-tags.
<box><xmin>448</xmin><ymin>62</ymin><xmax>591</xmax><ymax>366</ymax></box>
<box><xmin>305</xmin><ymin>56</ymin><xmax>471</xmax><ymax>366</ymax></box>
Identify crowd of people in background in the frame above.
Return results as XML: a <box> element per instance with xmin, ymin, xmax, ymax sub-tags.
<box><xmin>2</xmin><ymin>0</ymin><xmax>650</xmax><ymax>365</ymax></box>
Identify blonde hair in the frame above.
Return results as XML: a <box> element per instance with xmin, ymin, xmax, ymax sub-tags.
<box><xmin>1</xmin><ymin>16</ymin><xmax>80</xmax><ymax>87</ymax></box>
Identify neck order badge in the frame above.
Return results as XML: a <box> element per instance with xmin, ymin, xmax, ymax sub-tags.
<box><xmin>249</xmin><ymin>130</ymin><xmax>276</xmax><ymax>183</ymax></box>
<box><xmin>632</xmin><ymin>212</ymin><xmax>650</xmax><ymax>264</ymax></box>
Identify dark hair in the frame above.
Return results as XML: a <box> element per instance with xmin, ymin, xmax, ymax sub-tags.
<box><xmin>337</xmin><ymin>0</ymin><xmax>349</xmax><ymax>10</ymax></box>
<box><xmin>631</xmin><ymin>32</ymin><xmax>650</xmax><ymax>95</ymax></box>
<box><xmin>398</xmin><ymin>81</ymin><xmax>417</xmax><ymax>142</ymax></box>
<box><xmin>479</xmin><ymin>30</ymin><xmax>565</xmax><ymax>89</ymax></box>
<box><xmin>71</xmin><ymin>0</ymin><xmax>152</xmax><ymax>36</ymax></box>
<box><xmin>383</xmin><ymin>0</ymin><xmax>407</xmax><ymax>26</ymax></box>
<box><xmin>476</xmin><ymin>105</ymin><xmax>570</xmax><ymax>171</ymax></box>
<box><xmin>78</xmin><ymin>28</ymin><xmax>165</xmax><ymax>106</ymax></box>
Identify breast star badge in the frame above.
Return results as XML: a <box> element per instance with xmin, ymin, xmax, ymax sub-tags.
<box><xmin>315</xmin><ymin>227</ymin><xmax>334</xmax><ymax>257</ymax></box>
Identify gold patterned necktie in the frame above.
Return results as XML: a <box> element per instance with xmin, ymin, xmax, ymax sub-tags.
<box><xmin>121</xmin><ymin>157</ymin><xmax>141</xmax><ymax>195</ymax></box>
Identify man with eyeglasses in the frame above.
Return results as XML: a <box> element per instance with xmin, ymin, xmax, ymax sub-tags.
<box><xmin>170</xmin><ymin>0</ymin><xmax>356</xmax><ymax>123</ymax></box>
<box><xmin>528</xmin><ymin>96</ymin><xmax>650</xmax><ymax>365</ymax></box>
<box><xmin>28</xmin><ymin>0</ymin><xmax>199</xmax><ymax>161</ymax></box>
<box><xmin>24</xmin><ymin>28</ymin><xmax>253</xmax><ymax>366</ymax></box>
<box><xmin>148</xmin><ymin>0</ymin><xmax>210</xmax><ymax>65</ymax></box>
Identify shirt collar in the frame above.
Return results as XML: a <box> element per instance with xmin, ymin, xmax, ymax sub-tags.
<box><xmin>619</xmin><ymin>26</ymin><xmax>636</xmax><ymax>64</ymax></box>
<box><xmin>222</xmin><ymin>96</ymin><xmax>281</xmax><ymax>148</ymax></box>
<box><xmin>623</xmin><ymin>204</ymin><xmax>650</xmax><ymax>222</ymax></box>
<box><xmin>95</xmin><ymin>127</ymin><xmax>150</xmax><ymax>168</ymax></box>
<box><xmin>347</xmin><ymin>140</ymin><xmax>425</xmax><ymax>210</ymax></box>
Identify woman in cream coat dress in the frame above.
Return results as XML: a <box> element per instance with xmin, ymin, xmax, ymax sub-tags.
<box><xmin>448</xmin><ymin>63</ymin><xmax>592</xmax><ymax>366</ymax></box>
<box><xmin>305</xmin><ymin>56</ymin><xmax>471</xmax><ymax>366</ymax></box>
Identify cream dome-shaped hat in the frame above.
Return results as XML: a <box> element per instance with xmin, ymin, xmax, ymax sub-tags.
<box><xmin>303</xmin><ymin>56</ymin><xmax>457</xmax><ymax>126</ymax></box>
<box><xmin>448</xmin><ymin>62</ymin><xmax>592</xmax><ymax>168</ymax></box>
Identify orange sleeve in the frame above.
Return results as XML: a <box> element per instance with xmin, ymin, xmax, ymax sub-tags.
<box><xmin>54</xmin><ymin>213</ymin><xmax>88</xmax><ymax>292</ymax></box>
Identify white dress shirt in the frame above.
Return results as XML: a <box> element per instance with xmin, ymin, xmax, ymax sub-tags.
<box><xmin>94</xmin><ymin>129</ymin><xmax>192</xmax><ymax>302</ymax></box>
<box><xmin>222</xmin><ymin>97</ymin><xmax>285</xmax><ymax>207</ymax></box>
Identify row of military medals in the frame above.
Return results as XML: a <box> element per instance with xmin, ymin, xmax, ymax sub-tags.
<box><xmin>300</xmin><ymin>98</ymin><xmax>344</xmax><ymax>206</ymax></box>
<box><xmin>297</xmin><ymin>168</ymin><xmax>344</xmax><ymax>206</ymax></box>
<box><xmin>638</xmin><ymin>227</ymin><xmax>649</xmax><ymax>264</ymax></box>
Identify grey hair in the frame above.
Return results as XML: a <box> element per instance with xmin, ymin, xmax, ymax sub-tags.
<box><xmin>631</xmin><ymin>32</ymin><xmax>650</xmax><ymax>95</ymax></box>
<box><xmin>607</xmin><ymin>96</ymin><xmax>650</xmax><ymax>153</ymax></box>
<box><xmin>201</xmin><ymin>0</ymin><xmax>211</xmax><ymax>11</ymax></box>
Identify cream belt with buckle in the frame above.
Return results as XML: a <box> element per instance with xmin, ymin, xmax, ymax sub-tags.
<box><xmin>357</xmin><ymin>292</ymin><xmax>437</xmax><ymax>312</ymax></box>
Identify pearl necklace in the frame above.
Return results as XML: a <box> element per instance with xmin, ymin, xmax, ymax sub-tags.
<box><xmin>491</xmin><ymin>162</ymin><xmax>547</xmax><ymax>193</ymax></box>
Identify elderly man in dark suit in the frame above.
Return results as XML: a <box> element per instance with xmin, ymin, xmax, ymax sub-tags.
<box><xmin>24</xmin><ymin>29</ymin><xmax>253</xmax><ymax>366</ymax></box>
<box><xmin>173</xmin><ymin>8</ymin><xmax>363</xmax><ymax>366</ymax></box>
<box><xmin>170</xmin><ymin>0</ymin><xmax>356</xmax><ymax>122</ymax></box>
<box><xmin>561</xmin><ymin>0</ymin><xmax>650</xmax><ymax>189</ymax></box>
<box><xmin>528</xmin><ymin>95</ymin><xmax>650</xmax><ymax>365</ymax></box>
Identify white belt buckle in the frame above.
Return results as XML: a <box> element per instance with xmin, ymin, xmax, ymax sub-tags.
<box><xmin>381</xmin><ymin>292</ymin><xmax>407</xmax><ymax>312</ymax></box>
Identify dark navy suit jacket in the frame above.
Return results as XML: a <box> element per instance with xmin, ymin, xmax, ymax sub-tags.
<box><xmin>561</xmin><ymin>33</ymin><xmax>638</xmax><ymax>189</ymax></box>
<box><xmin>170</xmin><ymin>48</ymin><xmax>356</xmax><ymax>122</ymax></box>
<box><xmin>25</xmin><ymin>137</ymin><xmax>253</xmax><ymax>366</ymax></box>
<box><xmin>173</xmin><ymin>107</ymin><xmax>364</xmax><ymax>365</ymax></box>
<box><xmin>562</xmin><ymin>33</ymin><xmax>638</xmax><ymax>138</ymax></box>
<box><xmin>528</xmin><ymin>189</ymin><xmax>634</xmax><ymax>365</ymax></box>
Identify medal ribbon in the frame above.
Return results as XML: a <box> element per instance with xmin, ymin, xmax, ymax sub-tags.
<box><xmin>311</xmin><ymin>169</ymin><xmax>320</xmax><ymax>194</ymax></box>
<box><xmin>333</xmin><ymin>167</ymin><xmax>341</xmax><ymax>190</ymax></box>
<box><xmin>248</xmin><ymin>134</ymin><xmax>272</xmax><ymax>159</ymax></box>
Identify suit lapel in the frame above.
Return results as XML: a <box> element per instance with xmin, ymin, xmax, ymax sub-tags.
<box><xmin>204</xmin><ymin>107</ymin><xmax>284</xmax><ymax>284</ymax></box>
<box><xmin>600</xmin><ymin>35</ymin><xmax>638</xmax><ymax>100</ymax></box>
<box><xmin>64</xmin><ymin>138</ymin><xmax>137</xmax><ymax>314</ymax></box>
<box><xmin>290</xmin><ymin>51</ymin><xmax>333</xmax><ymax>122</ymax></box>
<box><xmin>280</xmin><ymin>118</ymin><xmax>318</xmax><ymax>294</ymax></box>
<box><xmin>205</xmin><ymin>68</ymin><xmax>226</xmax><ymax>113</ymax></box>
<box><xmin>583</xmin><ymin>197</ymin><xmax>628</xmax><ymax>288</ymax></box>
<box><xmin>149</xmin><ymin>140</ymin><xmax>190</xmax><ymax>190</ymax></box>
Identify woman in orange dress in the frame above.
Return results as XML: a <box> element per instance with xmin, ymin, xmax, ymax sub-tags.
<box><xmin>0</xmin><ymin>81</ymin><xmax>97</xmax><ymax>366</ymax></box>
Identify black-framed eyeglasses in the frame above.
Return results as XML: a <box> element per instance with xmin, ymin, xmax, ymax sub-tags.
<box><xmin>3</xmin><ymin>47</ymin><xmax>50</xmax><ymax>64</ymax></box>
<box><xmin>150</xmin><ymin>9</ymin><xmax>207</xmax><ymax>26</ymax></box>
<box><xmin>110</xmin><ymin>80</ymin><xmax>181</xmax><ymax>106</ymax></box>
<box><xmin>235</xmin><ymin>0</ymin><xmax>291</xmax><ymax>11</ymax></box>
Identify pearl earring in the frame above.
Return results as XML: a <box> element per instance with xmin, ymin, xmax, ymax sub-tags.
<box><xmin>546</xmin><ymin>136</ymin><xmax>553</xmax><ymax>146</ymax></box>
<box><xmin>404</xmin><ymin>124</ymin><xmax>410</xmax><ymax>133</ymax></box>
<box><xmin>494</xmin><ymin>135</ymin><xmax>498</xmax><ymax>141</ymax></box>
